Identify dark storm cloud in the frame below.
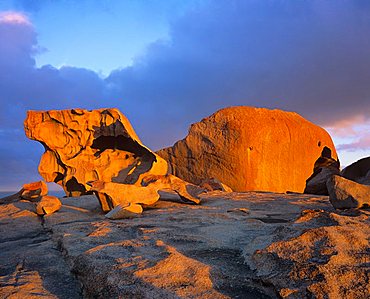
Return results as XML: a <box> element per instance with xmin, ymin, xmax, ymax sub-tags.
<box><xmin>108</xmin><ymin>0</ymin><xmax>370</xmax><ymax>131</ymax></box>
<box><xmin>1</xmin><ymin>1</ymin><xmax>370</xmax><ymax>189</ymax></box>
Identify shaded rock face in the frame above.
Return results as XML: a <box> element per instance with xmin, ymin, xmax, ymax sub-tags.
<box><xmin>304</xmin><ymin>147</ymin><xmax>340</xmax><ymax>195</ymax></box>
<box><xmin>158</xmin><ymin>106</ymin><xmax>337</xmax><ymax>193</ymax></box>
<box><xmin>24</xmin><ymin>109</ymin><xmax>168</xmax><ymax>197</ymax></box>
<box><xmin>327</xmin><ymin>175</ymin><xmax>370</xmax><ymax>209</ymax></box>
<box><xmin>342</xmin><ymin>156</ymin><xmax>370</xmax><ymax>185</ymax></box>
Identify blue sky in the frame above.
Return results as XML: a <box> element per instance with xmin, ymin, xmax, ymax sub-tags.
<box><xmin>0</xmin><ymin>0</ymin><xmax>369</xmax><ymax>190</ymax></box>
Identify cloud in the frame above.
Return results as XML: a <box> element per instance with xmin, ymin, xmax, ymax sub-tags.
<box><xmin>107</xmin><ymin>0</ymin><xmax>370</xmax><ymax>136</ymax></box>
<box><xmin>0</xmin><ymin>10</ymin><xmax>111</xmax><ymax>189</ymax></box>
<box><xmin>1</xmin><ymin>1</ymin><xmax>370</xmax><ymax>189</ymax></box>
<box><xmin>337</xmin><ymin>136</ymin><xmax>370</xmax><ymax>152</ymax></box>
<box><xmin>0</xmin><ymin>11</ymin><xmax>31</xmax><ymax>25</ymax></box>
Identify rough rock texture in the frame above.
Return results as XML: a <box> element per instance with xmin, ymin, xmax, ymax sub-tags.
<box><xmin>252</xmin><ymin>209</ymin><xmax>370</xmax><ymax>298</ymax></box>
<box><xmin>158</xmin><ymin>106</ymin><xmax>338</xmax><ymax>193</ymax></box>
<box><xmin>36</xmin><ymin>195</ymin><xmax>62</xmax><ymax>215</ymax></box>
<box><xmin>327</xmin><ymin>175</ymin><xmax>370</xmax><ymax>209</ymax></box>
<box><xmin>0</xmin><ymin>200</ymin><xmax>82</xmax><ymax>298</ymax></box>
<box><xmin>342</xmin><ymin>156</ymin><xmax>370</xmax><ymax>185</ymax></box>
<box><xmin>1</xmin><ymin>191</ymin><xmax>368</xmax><ymax>298</ymax></box>
<box><xmin>200</xmin><ymin>178</ymin><xmax>233</xmax><ymax>192</ymax></box>
<box><xmin>24</xmin><ymin>109</ymin><xmax>168</xmax><ymax>197</ymax></box>
<box><xmin>89</xmin><ymin>174</ymin><xmax>202</xmax><ymax>213</ymax></box>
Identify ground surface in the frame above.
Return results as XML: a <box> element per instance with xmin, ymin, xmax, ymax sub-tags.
<box><xmin>0</xmin><ymin>192</ymin><xmax>369</xmax><ymax>298</ymax></box>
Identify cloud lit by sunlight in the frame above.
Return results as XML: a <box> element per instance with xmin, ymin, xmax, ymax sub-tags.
<box><xmin>0</xmin><ymin>11</ymin><xmax>31</xmax><ymax>25</ymax></box>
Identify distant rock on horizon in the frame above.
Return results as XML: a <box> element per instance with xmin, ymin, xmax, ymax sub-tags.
<box><xmin>158</xmin><ymin>106</ymin><xmax>338</xmax><ymax>193</ymax></box>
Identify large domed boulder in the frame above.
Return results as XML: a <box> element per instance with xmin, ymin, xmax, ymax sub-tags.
<box><xmin>25</xmin><ymin>109</ymin><xmax>168</xmax><ymax>197</ymax></box>
<box><xmin>157</xmin><ymin>106</ymin><xmax>338</xmax><ymax>193</ymax></box>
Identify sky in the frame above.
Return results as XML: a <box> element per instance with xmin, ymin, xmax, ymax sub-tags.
<box><xmin>0</xmin><ymin>0</ymin><xmax>369</xmax><ymax>191</ymax></box>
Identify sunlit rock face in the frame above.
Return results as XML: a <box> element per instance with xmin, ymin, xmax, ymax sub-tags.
<box><xmin>158</xmin><ymin>106</ymin><xmax>338</xmax><ymax>193</ymax></box>
<box><xmin>24</xmin><ymin>108</ymin><xmax>168</xmax><ymax>197</ymax></box>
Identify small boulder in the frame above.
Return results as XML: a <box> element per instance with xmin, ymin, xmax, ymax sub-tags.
<box><xmin>304</xmin><ymin>167</ymin><xmax>340</xmax><ymax>195</ymax></box>
<box><xmin>21</xmin><ymin>181</ymin><xmax>48</xmax><ymax>201</ymax></box>
<box><xmin>326</xmin><ymin>175</ymin><xmax>370</xmax><ymax>209</ymax></box>
<box><xmin>0</xmin><ymin>181</ymin><xmax>48</xmax><ymax>204</ymax></box>
<box><xmin>105</xmin><ymin>203</ymin><xmax>143</xmax><ymax>219</ymax></box>
<box><xmin>36</xmin><ymin>196</ymin><xmax>62</xmax><ymax>215</ymax></box>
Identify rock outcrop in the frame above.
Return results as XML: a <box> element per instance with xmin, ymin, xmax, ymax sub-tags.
<box><xmin>158</xmin><ymin>106</ymin><xmax>338</xmax><ymax>193</ymax></box>
<box><xmin>341</xmin><ymin>156</ymin><xmax>370</xmax><ymax>185</ymax></box>
<box><xmin>1</xmin><ymin>191</ymin><xmax>368</xmax><ymax>298</ymax></box>
<box><xmin>252</xmin><ymin>209</ymin><xmax>370</xmax><ymax>298</ymax></box>
<box><xmin>24</xmin><ymin>109</ymin><xmax>168</xmax><ymax>197</ymax></box>
<box><xmin>327</xmin><ymin>175</ymin><xmax>370</xmax><ymax>209</ymax></box>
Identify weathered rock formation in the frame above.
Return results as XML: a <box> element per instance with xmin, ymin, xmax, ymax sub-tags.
<box><xmin>89</xmin><ymin>174</ymin><xmax>202</xmax><ymax>213</ymax></box>
<box><xmin>24</xmin><ymin>109</ymin><xmax>168</xmax><ymax>197</ymax></box>
<box><xmin>1</xmin><ymin>191</ymin><xmax>368</xmax><ymax>298</ymax></box>
<box><xmin>327</xmin><ymin>175</ymin><xmax>370</xmax><ymax>209</ymax></box>
<box><xmin>304</xmin><ymin>146</ymin><xmax>340</xmax><ymax>195</ymax></box>
<box><xmin>158</xmin><ymin>106</ymin><xmax>338</xmax><ymax>193</ymax></box>
<box><xmin>36</xmin><ymin>195</ymin><xmax>62</xmax><ymax>215</ymax></box>
<box><xmin>342</xmin><ymin>156</ymin><xmax>370</xmax><ymax>185</ymax></box>
<box><xmin>0</xmin><ymin>181</ymin><xmax>48</xmax><ymax>204</ymax></box>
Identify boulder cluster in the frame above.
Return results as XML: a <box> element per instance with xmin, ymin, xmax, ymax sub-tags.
<box><xmin>3</xmin><ymin>106</ymin><xmax>369</xmax><ymax>217</ymax></box>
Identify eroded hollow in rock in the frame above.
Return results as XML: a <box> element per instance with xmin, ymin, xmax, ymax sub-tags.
<box><xmin>24</xmin><ymin>108</ymin><xmax>168</xmax><ymax>197</ymax></box>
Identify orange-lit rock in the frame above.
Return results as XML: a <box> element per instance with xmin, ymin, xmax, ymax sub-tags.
<box><xmin>24</xmin><ymin>108</ymin><xmax>168</xmax><ymax>197</ymax></box>
<box><xmin>105</xmin><ymin>203</ymin><xmax>143</xmax><ymax>219</ymax></box>
<box><xmin>21</xmin><ymin>181</ymin><xmax>48</xmax><ymax>201</ymax></box>
<box><xmin>35</xmin><ymin>195</ymin><xmax>62</xmax><ymax>215</ymax></box>
<box><xmin>158</xmin><ymin>106</ymin><xmax>338</xmax><ymax>193</ymax></box>
<box><xmin>90</xmin><ymin>174</ymin><xmax>202</xmax><ymax>213</ymax></box>
<box><xmin>0</xmin><ymin>180</ymin><xmax>48</xmax><ymax>204</ymax></box>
